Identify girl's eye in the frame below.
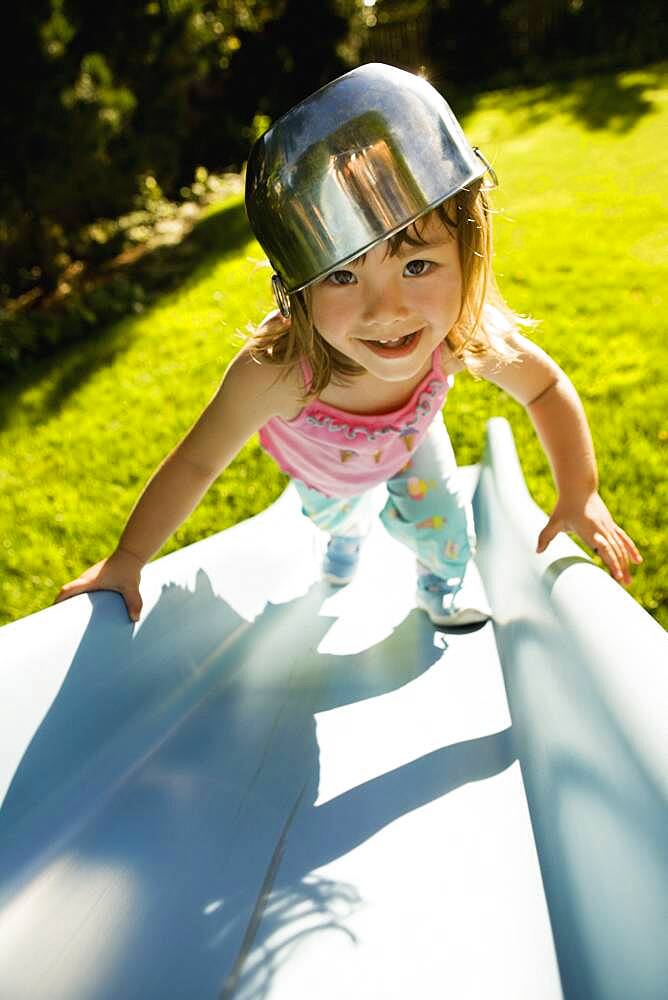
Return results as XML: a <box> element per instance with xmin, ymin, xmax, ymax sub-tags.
<box><xmin>404</xmin><ymin>259</ymin><xmax>432</xmax><ymax>277</ymax></box>
<box><xmin>327</xmin><ymin>269</ymin><xmax>357</xmax><ymax>286</ymax></box>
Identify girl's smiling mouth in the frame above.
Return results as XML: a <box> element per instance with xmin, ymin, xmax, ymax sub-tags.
<box><xmin>360</xmin><ymin>328</ymin><xmax>424</xmax><ymax>358</ymax></box>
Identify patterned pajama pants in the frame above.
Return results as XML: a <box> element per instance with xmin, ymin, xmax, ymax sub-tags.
<box><xmin>293</xmin><ymin>412</ymin><xmax>475</xmax><ymax>585</ymax></box>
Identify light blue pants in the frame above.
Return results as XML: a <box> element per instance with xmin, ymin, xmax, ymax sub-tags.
<box><xmin>294</xmin><ymin>412</ymin><xmax>475</xmax><ymax>584</ymax></box>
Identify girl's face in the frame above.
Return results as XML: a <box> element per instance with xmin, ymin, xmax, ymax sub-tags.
<box><xmin>309</xmin><ymin>211</ymin><xmax>462</xmax><ymax>383</ymax></box>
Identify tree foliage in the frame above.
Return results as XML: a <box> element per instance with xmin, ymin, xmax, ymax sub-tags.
<box><xmin>1</xmin><ymin>0</ymin><xmax>665</xmax><ymax>316</ymax></box>
<box><xmin>425</xmin><ymin>0</ymin><xmax>667</xmax><ymax>87</ymax></box>
<box><xmin>0</xmin><ymin>0</ymin><xmax>348</xmax><ymax>303</ymax></box>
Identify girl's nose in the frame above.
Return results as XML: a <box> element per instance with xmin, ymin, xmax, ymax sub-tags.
<box><xmin>361</xmin><ymin>279</ymin><xmax>409</xmax><ymax>325</ymax></box>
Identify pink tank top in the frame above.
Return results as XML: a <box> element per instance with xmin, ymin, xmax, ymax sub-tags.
<box><xmin>259</xmin><ymin>349</ymin><xmax>452</xmax><ymax>497</ymax></box>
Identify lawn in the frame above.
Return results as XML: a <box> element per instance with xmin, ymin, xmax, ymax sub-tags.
<box><xmin>1</xmin><ymin>64</ymin><xmax>666</xmax><ymax>628</ymax></box>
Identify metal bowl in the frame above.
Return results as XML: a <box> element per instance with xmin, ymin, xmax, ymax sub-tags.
<box><xmin>245</xmin><ymin>63</ymin><xmax>493</xmax><ymax>304</ymax></box>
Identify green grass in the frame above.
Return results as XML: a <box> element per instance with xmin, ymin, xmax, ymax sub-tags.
<box><xmin>1</xmin><ymin>64</ymin><xmax>666</xmax><ymax>628</ymax></box>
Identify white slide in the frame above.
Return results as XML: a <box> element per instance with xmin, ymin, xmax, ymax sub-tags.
<box><xmin>0</xmin><ymin>418</ymin><xmax>666</xmax><ymax>1000</ymax></box>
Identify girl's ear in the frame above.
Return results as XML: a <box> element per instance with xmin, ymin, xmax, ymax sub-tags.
<box><xmin>257</xmin><ymin>310</ymin><xmax>291</xmax><ymax>337</ymax></box>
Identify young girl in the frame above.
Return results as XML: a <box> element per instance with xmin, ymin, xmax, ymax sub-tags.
<box><xmin>56</xmin><ymin>63</ymin><xmax>642</xmax><ymax>625</ymax></box>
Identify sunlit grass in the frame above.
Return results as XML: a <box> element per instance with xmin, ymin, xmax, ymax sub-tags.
<box><xmin>1</xmin><ymin>64</ymin><xmax>666</xmax><ymax>627</ymax></box>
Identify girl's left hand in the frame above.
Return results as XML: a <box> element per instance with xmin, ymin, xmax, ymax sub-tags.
<box><xmin>536</xmin><ymin>491</ymin><xmax>643</xmax><ymax>586</ymax></box>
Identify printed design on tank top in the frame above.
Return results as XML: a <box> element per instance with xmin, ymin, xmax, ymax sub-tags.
<box><xmin>303</xmin><ymin>378</ymin><xmax>445</xmax><ymax>465</ymax></box>
<box><xmin>258</xmin><ymin>356</ymin><xmax>451</xmax><ymax>488</ymax></box>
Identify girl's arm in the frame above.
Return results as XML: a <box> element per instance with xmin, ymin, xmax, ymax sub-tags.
<box><xmin>56</xmin><ymin>331</ymin><xmax>298</xmax><ymax>619</ymax></box>
<box><xmin>475</xmin><ymin>333</ymin><xmax>643</xmax><ymax>585</ymax></box>
<box><xmin>115</xmin><ymin>348</ymin><xmax>295</xmax><ymax>565</ymax></box>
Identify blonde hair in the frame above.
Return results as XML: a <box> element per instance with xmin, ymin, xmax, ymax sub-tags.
<box><xmin>248</xmin><ymin>179</ymin><xmax>533</xmax><ymax>400</ymax></box>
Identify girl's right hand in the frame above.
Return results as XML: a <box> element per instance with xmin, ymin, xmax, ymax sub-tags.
<box><xmin>54</xmin><ymin>548</ymin><xmax>144</xmax><ymax>622</ymax></box>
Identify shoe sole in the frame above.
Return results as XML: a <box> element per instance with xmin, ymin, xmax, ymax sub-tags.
<box><xmin>415</xmin><ymin>595</ymin><xmax>490</xmax><ymax>627</ymax></box>
<box><xmin>323</xmin><ymin>571</ymin><xmax>355</xmax><ymax>586</ymax></box>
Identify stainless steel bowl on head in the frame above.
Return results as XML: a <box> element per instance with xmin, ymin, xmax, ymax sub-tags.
<box><xmin>245</xmin><ymin>63</ymin><xmax>496</xmax><ymax>316</ymax></box>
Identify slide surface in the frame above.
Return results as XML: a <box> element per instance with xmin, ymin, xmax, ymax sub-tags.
<box><xmin>0</xmin><ymin>418</ymin><xmax>666</xmax><ymax>999</ymax></box>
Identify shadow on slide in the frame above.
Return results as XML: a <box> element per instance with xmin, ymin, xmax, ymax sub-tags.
<box><xmin>0</xmin><ymin>574</ymin><xmax>513</xmax><ymax>999</ymax></box>
<box><xmin>0</xmin><ymin>418</ymin><xmax>666</xmax><ymax>1000</ymax></box>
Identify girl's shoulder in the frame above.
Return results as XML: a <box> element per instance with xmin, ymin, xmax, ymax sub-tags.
<box><xmin>224</xmin><ymin>346</ymin><xmax>304</xmax><ymax>421</ymax></box>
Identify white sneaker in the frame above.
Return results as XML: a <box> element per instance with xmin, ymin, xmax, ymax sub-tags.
<box><xmin>416</xmin><ymin>562</ymin><xmax>491</xmax><ymax>626</ymax></box>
